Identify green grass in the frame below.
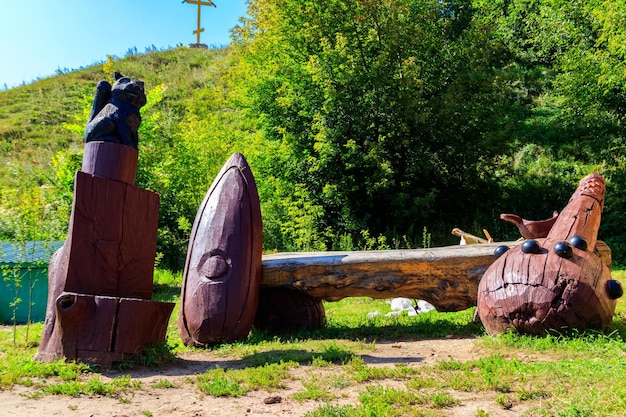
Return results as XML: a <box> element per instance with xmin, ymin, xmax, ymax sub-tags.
<box><xmin>150</xmin><ymin>378</ymin><xmax>177</xmax><ymax>389</ymax></box>
<box><xmin>319</xmin><ymin>297</ymin><xmax>483</xmax><ymax>340</ymax></box>
<box><xmin>152</xmin><ymin>269</ymin><xmax>182</xmax><ymax>303</ymax></box>
<box><xmin>34</xmin><ymin>374</ymin><xmax>140</xmax><ymax>398</ymax></box>
<box><xmin>194</xmin><ymin>361</ymin><xmax>296</xmax><ymax>396</ymax></box>
<box><xmin>1</xmin><ymin>270</ymin><xmax>626</xmax><ymax>416</ymax></box>
<box><xmin>293</xmin><ymin>376</ymin><xmax>337</xmax><ymax>402</ymax></box>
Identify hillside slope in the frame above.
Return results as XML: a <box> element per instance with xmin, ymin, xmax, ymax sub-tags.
<box><xmin>0</xmin><ymin>47</ymin><xmax>239</xmax><ymax>267</ymax></box>
<box><xmin>0</xmin><ymin>47</ymin><xmax>230</xmax><ymax>189</ymax></box>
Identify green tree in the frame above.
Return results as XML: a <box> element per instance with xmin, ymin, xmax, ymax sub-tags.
<box><xmin>234</xmin><ymin>0</ymin><xmax>522</xmax><ymax>247</ymax></box>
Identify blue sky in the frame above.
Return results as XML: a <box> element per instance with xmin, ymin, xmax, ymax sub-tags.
<box><xmin>0</xmin><ymin>0</ymin><xmax>248</xmax><ymax>89</ymax></box>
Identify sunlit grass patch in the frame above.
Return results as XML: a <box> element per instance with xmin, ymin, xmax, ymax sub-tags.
<box><xmin>347</xmin><ymin>356</ymin><xmax>420</xmax><ymax>382</ymax></box>
<box><xmin>207</xmin><ymin>338</ymin><xmax>360</xmax><ymax>367</ymax></box>
<box><xmin>0</xmin><ymin>353</ymin><xmax>93</xmax><ymax>390</ymax></box>
<box><xmin>194</xmin><ymin>361</ymin><xmax>297</xmax><ymax>397</ymax></box>
<box><xmin>31</xmin><ymin>374</ymin><xmax>140</xmax><ymax>398</ymax></box>
<box><xmin>322</xmin><ymin>298</ymin><xmax>483</xmax><ymax>340</ymax></box>
<box><xmin>303</xmin><ymin>403</ymin><xmax>356</xmax><ymax>417</ymax></box>
<box><xmin>150</xmin><ymin>378</ymin><xmax>177</xmax><ymax>389</ymax></box>
<box><xmin>293</xmin><ymin>375</ymin><xmax>337</xmax><ymax>402</ymax></box>
<box><xmin>358</xmin><ymin>385</ymin><xmax>459</xmax><ymax>415</ymax></box>
<box><xmin>0</xmin><ymin>266</ymin><xmax>625</xmax><ymax>417</ymax></box>
<box><xmin>480</xmin><ymin>327</ymin><xmax>626</xmax><ymax>357</ymax></box>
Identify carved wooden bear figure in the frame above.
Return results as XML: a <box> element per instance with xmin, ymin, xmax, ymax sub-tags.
<box><xmin>84</xmin><ymin>72</ymin><xmax>147</xmax><ymax>149</ymax></box>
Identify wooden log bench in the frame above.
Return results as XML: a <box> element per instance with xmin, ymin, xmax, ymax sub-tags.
<box><xmin>254</xmin><ymin>241</ymin><xmax>611</xmax><ymax>332</ymax></box>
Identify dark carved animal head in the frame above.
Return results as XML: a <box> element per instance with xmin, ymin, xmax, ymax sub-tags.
<box><xmin>111</xmin><ymin>72</ymin><xmax>147</xmax><ymax>109</ymax></box>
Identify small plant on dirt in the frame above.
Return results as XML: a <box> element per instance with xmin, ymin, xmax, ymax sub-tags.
<box><xmin>330</xmin><ymin>374</ymin><xmax>351</xmax><ymax>389</ymax></box>
<box><xmin>304</xmin><ymin>403</ymin><xmax>355</xmax><ymax>417</ymax></box>
<box><xmin>314</xmin><ymin>342</ymin><xmax>355</xmax><ymax>364</ymax></box>
<box><xmin>347</xmin><ymin>356</ymin><xmax>418</xmax><ymax>382</ymax></box>
<box><xmin>32</xmin><ymin>374</ymin><xmax>140</xmax><ymax>398</ymax></box>
<box><xmin>429</xmin><ymin>391</ymin><xmax>459</xmax><ymax>408</ymax></box>
<box><xmin>196</xmin><ymin>368</ymin><xmax>247</xmax><ymax>397</ymax></box>
<box><xmin>358</xmin><ymin>385</ymin><xmax>439</xmax><ymax>414</ymax></box>
<box><xmin>293</xmin><ymin>375</ymin><xmax>335</xmax><ymax>402</ymax></box>
<box><xmin>495</xmin><ymin>393</ymin><xmax>514</xmax><ymax>409</ymax></box>
<box><xmin>118</xmin><ymin>395</ymin><xmax>133</xmax><ymax>404</ymax></box>
<box><xmin>151</xmin><ymin>379</ymin><xmax>177</xmax><ymax>389</ymax></box>
<box><xmin>195</xmin><ymin>361</ymin><xmax>296</xmax><ymax>397</ymax></box>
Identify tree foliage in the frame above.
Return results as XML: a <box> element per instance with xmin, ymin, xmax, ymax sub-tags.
<box><xmin>4</xmin><ymin>0</ymin><xmax>626</xmax><ymax>266</ymax></box>
<box><xmin>227</xmin><ymin>0</ymin><xmax>626</xmax><ymax>258</ymax></box>
<box><xmin>234</xmin><ymin>0</ymin><xmax>531</xmax><ymax>248</ymax></box>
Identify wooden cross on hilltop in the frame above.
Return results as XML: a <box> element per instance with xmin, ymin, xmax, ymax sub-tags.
<box><xmin>183</xmin><ymin>0</ymin><xmax>217</xmax><ymax>45</ymax></box>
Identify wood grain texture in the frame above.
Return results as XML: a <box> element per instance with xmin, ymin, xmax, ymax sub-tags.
<box><xmin>178</xmin><ymin>153</ymin><xmax>262</xmax><ymax>346</ymax></box>
<box><xmin>36</xmin><ymin>171</ymin><xmax>171</xmax><ymax>365</ymax></box>
<box><xmin>65</xmin><ymin>171</ymin><xmax>159</xmax><ymax>299</ymax></box>
<box><xmin>81</xmin><ymin>141</ymin><xmax>138</xmax><ymax>185</ymax></box>
<box><xmin>254</xmin><ymin>288</ymin><xmax>326</xmax><ymax>333</ymax></box>
<box><xmin>261</xmin><ymin>243</ymin><xmax>507</xmax><ymax>312</ymax></box>
<box><xmin>259</xmin><ymin>241</ymin><xmax>611</xmax><ymax>316</ymax></box>
<box><xmin>477</xmin><ymin>174</ymin><xmax>618</xmax><ymax>335</ymax></box>
<box><xmin>36</xmin><ymin>293</ymin><xmax>174</xmax><ymax>366</ymax></box>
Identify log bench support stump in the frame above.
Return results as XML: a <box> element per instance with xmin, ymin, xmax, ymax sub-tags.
<box><xmin>254</xmin><ymin>288</ymin><xmax>326</xmax><ymax>333</ymax></box>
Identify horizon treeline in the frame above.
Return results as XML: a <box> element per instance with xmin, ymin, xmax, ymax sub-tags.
<box><xmin>2</xmin><ymin>0</ymin><xmax>626</xmax><ymax>269</ymax></box>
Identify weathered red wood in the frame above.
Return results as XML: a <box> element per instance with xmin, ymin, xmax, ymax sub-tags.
<box><xmin>36</xmin><ymin>293</ymin><xmax>173</xmax><ymax>366</ymax></box>
<box><xmin>114</xmin><ymin>298</ymin><xmax>175</xmax><ymax>354</ymax></box>
<box><xmin>35</xmin><ymin>293</ymin><xmax>118</xmax><ymax>363</ymax></box>
<box><xmin>477</xmin><ymin>174</ymin><xmax>620</xmax><ymax>335</ymax></box>
<box><xmin>500</xmin><ymin>211</ymin><xmax>559</xmax><ymax>239</ymax></box>
<box><xmin>65</xmin><ymin>171</ymin><xmax>159</xmax><ymax>299</ymax></box>
<box><xmin>82</xmin><ymin>141</ymin><xmax>138</xmax><ymax>185</ymax></box>
<box><xmin>37</xmin><ymin>162</ymin><xmax>172</xmax><ymax>365</ymax></box>
<box><xmin>178</xmin><ymin>153</ymin><xmax>262</xmax><ymax>346</ymax></box>
<box><xmin>37</xmin><ymin>77</ymin><xmax>171</xmax><ymax>366</ymax></box>
<box><xmin>254</xmin><ymin>288</ymin><xmax>326</xmax><ymax>333</ymax></box>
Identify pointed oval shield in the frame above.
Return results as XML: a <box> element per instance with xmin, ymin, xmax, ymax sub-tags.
<box><xmin>178</xmin><ymin>153</ymin><xmax>262</xmax><ymax>346</ymax></box>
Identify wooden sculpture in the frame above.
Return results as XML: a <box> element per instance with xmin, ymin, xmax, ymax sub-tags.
<box><xmin>477</xmin><ymin>173</ymin><xmax>623</xmax><ymax>335</ymax></box>
<box><xmin>178</xmin><ymin>153</ymin><xmax>263</xmax><ymax>347</ymax></box>
<box><xmin>500</xmin><ymin>211</ymin><xmax>559</xmax><ymax>240</ymax></box>
<box><xmin>36</xmin><ymin>74</ymin><xmax>174</xmax><ymax>366</ymax></box>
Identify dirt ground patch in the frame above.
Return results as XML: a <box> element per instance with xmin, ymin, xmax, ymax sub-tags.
<box><xmin>2</xmin><ymin>338</ymin><xmax>535</xmax><ymax>417</ymax></box>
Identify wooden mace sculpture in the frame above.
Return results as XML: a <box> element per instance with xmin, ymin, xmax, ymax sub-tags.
<box><xmin>477</xmin><ymin>173</ymin><xmax>623</xmax><ymax>335</ymax></box>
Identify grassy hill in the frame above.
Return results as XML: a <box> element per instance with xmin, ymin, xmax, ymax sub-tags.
<box><xmin>0</xmin><ymin>46</ymin><xmax>230</xmax><ymax>189</ymax></box>
<box><xmin>0</xmin><ymin>47</ymin><xmax>241</xmax><ymax>267</ymax></box>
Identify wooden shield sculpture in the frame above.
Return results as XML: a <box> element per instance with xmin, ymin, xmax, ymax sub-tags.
<box><xmin>178</xmin><ymin>153</ymin><xmax>262</xmax><ymax>346</ymax></box>
<box><xmin>477</xmin><ymin>174</ymin><xmax>623</xmax><ymax>335</ymax></box>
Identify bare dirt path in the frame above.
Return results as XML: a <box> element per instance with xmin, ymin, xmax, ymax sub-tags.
<box><xmin>2</xmin><ymin>338</ymin><xmax>533</xmax><ymax>417</ymax></box>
